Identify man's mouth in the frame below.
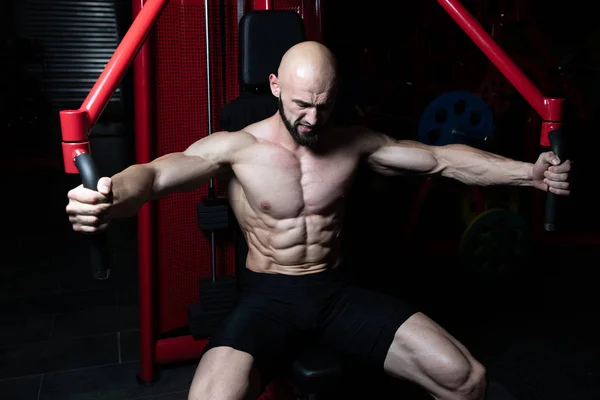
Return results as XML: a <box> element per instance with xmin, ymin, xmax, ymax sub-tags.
<box><xmin>298</xmin><ymin>125</ymin><xmax>313</xmax><ymax>134</ymax></box>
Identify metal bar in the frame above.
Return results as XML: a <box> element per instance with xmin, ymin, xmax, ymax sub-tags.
<box><xmin>436</xmin><ymin>0</ymin><xmax>562</xmax><ymax>122</ymax></box>
<box><xmin>82</xmin><ymin>0</ymin><xmax>170</xmax><ymax>130</ymax></box>
<box><xmin>132</xmin><ymin>0</ymin><xmax>158</xmax><ymax>384</ymax></box>
<box><xmin>204</xmin><ymin>0</ymin><xmax>217</xmax><ymax>280</ymax></box>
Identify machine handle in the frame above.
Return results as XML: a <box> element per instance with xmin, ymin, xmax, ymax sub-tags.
<box><xmin>544</xmin><ymin>128</ymin><xmax>566</xmax><ymax>232</ymax></box>
<box><xmin>74</xmin><ymin>152</ymin><xmax>112</xmax><ymax>280</ymax></box>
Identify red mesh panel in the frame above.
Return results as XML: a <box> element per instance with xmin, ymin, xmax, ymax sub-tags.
<box><xmin>276</xmin><ymin>5</ymin><xmax>301</xmax><ymax>13</ymax></box>
<box><xmin>223</xmin><ymin>0</ymin><xmax>240</xmax><ymax>105</ymax></box>
<box><xmin>155</xmin><ymin>0</ymin><xmax>238</xmax><ymax>333</ymax></box>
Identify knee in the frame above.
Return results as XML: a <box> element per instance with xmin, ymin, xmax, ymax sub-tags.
<box><xmin>441</xmin><ymin>357</ymin><xmax>487</xmax><ymax>399</ymax></box>
<box><xmin>188</xmin><ymin>374</ymin><xmax>236</xmax><ymax>400</ymax></box>
<box><xmin>188</xmin><ymin>347</ymin><xmax>259</xmax><ymax>400</ymax></box>
<box><xmin>187</xmin><ymin>375</ymin><xmax>216</xmax><ymax>400</ymax></box>
<box><xmin>188</xmin><ymin>369</ymin><xmax>243</xmax><ymax>400</ymax></box>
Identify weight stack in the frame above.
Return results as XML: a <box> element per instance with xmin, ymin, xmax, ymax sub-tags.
<box><xmin>189</xmin><ymin>275</ymin><xmax>238</xmax><ymax>339</ymax></box>
<box><xmin>196</xmin><ymin>197</ymin><xmax>230</xmax><ymax>230</ymax></box>
<box><xmin>153</xmin><ymin>0</ymin><xmax>239</xmax><ymax>335</ymax></box>
<box><xmin>188</xmin><ymin>195</ymin><xmax>238</xmax><ymax>339</ymax></box>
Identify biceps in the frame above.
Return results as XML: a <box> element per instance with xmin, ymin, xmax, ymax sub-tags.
<box><xmin>368</xmin><ymin>144</ymin><xmax>440</xmax><ymax>174</ymax></box>
<box><xmin>367</xmin><ymin>156</ymin><xmax>406</xmax><ymax>176</ymax></box>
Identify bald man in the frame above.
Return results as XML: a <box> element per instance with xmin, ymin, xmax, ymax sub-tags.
<box><xmin>66</xmin><ymin>42</ymin><xmax>571</xmax><ymax>400</ymax></box>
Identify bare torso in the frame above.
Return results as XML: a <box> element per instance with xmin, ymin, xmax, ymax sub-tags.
<box><xmin>227</xmin><ymin>117</ymin><xmax>364</xmax><ymax>275</ymax></box>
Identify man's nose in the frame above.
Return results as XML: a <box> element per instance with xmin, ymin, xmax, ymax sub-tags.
<box><xmin>303</xmin><ymin>107</ymin><xmax>318</xmax><ymax>126</ymax></box>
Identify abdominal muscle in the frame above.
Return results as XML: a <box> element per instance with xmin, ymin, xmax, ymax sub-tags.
<box><xmin>244</xmin><ymin>214</ymin><xmax>342</xmax><ymax>275</ymax></box>
<box><xmin>232</xmin><ymin>191</ymin><xmax>344</xmax><ymax>276</ymax></box>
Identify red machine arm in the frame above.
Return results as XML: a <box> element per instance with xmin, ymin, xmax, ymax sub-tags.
<box><xmin>437</xmin><ymin>0</ymin><xmax>564</xmax><ymax>123</ymax></box>
<box><xmin>59</xmin><ymin>0</ymin><xmax>171</xmax><ymax>280</ymax></box>
<box><xmin>437</xmin><ymin>0</ymin><xmax>567</xmax><ymax>232</ymax></box>
<box><xmin>60</xmin><ymin>0</ymin><xmax>170</xmax><ymax>170</ymax></box>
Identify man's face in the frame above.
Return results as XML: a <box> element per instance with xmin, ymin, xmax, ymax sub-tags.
<box><xmin>278</xmin><ymin>91</ymin><xmax>335</xmax><ymax>147</ymax></box>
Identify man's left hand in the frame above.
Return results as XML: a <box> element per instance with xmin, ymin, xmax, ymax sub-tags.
<box><xmin>532</xmin><ymin>151</ymin><xmax>571</xmax><ymax>195</ymax></box>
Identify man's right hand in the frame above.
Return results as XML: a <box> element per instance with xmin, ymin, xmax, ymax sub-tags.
<box><xmin>66</xmin><ymin>177</ymin><xmax>113</xmax><ymax>233</ymax></box>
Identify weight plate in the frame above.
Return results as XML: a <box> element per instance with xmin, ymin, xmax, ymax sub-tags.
<box><xmin>460</xmin><ymin>209</ymin><xmax>531</xmax><ymax>281</ymax></box>
<box><xmin>418</xmin><ymin>91</ymin><xmax>494</xmax><ymax>150</ymax></box>
<box><xmin>460</xmin><ymin>187</ymin><xmax>520</xmax><ymax>226</ymax></box>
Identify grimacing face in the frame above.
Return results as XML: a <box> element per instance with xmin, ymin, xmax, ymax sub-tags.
<box><xmin>277</xmin><ymin>92</ymin><xmax>334</xmax><ymax>147</ymax></box>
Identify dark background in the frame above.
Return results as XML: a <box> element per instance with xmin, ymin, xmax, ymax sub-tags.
<box><xmin>1</xmin><ymin>0</ymin><xmax>599</xmax><ymax>399</ymax></box>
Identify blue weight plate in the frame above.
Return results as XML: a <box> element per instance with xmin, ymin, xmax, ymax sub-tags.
<box><xmin>418</xmin><ymin>91</ymin><xmax>494</xmax><ymax>150</ymax></box>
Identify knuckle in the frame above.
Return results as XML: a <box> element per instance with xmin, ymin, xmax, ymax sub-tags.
<box><xmin>91</xmin><ymin>216</ymin><xmax>103</xmax><ymax>227</ymax></box>
<box><xmin>87</xmin><ymin>195</ymin><xmax>100</xmax><ymax>205</ymax></box>
<box><xmin>81</xmin><ymin>225</ymin><xmax>95</xmax><ymax>233</ymax></box>
<box><xmin>95</xmin><ymin>205</ymin><xmax>110</xmax><ymax>218</ymax></box>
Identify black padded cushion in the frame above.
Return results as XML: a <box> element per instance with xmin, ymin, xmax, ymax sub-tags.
<box><xmin>289</xmin><ymin>344</ymin><xmax>346</xmax><ymax>394</ymax></box>
<box><xmin>239</xmin><ymin>10</ymin><xmax>306</xmax><ymax>87</ymax></box>
<box><xmin>220</xmin><ymin>91</ymin><xmax>277</xmax><ymax>132</ymax></box>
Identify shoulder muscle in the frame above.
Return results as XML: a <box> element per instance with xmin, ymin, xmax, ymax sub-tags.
<box><xmin>183</xmin><ymin>130</ymin><xmax>256</xmax><ymax>164</ymax></box>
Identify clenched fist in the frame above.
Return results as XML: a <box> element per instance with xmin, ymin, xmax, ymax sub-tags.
<box><xmin>532</xmin><ymin>151</ymin><xmax>571</xmax><ymax>196</ymax></box>
<box><xmin>66</xmin><ymin>177</ymin><xmax>113</xmax><ymax>233</ymax></box>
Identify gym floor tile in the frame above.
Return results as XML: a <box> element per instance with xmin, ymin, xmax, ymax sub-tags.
<box><xmin>0</xmin><ymin>314</ymin><xmax>54</xmax><ymax>347</ymax></box>
<box><xmin>0</xmin><ymin>287</ymin><xmax>117</xmax><ymax>318</ymax></box>
<box><xmin>39</xmin><ymin>362</ymin><xmax>195</xmax><ymax>400</ymax></box>
<box><xmin>0</xmin><ymin>375</ymin><xmax>42</xmax><ymax>400</ymax></box>
<box><xmin>0</xmin><ymin>333</ymin><xmax>118</xmax><ymax>380</ymax></box>
<box><xmin>119</xmin><ymin>330</ymin><xmax>140</xmax><ymax>363</ymax></box>
<box><xmin>51</xmin><ymin>304</ymin><xmax>138</xmax><ymax>340</ymax></box>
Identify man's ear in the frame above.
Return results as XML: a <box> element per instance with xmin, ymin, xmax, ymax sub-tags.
<box><xmin>269</xmin><ymin>73</ymin><xmax>280</xmax><ymax>97</ymax></box>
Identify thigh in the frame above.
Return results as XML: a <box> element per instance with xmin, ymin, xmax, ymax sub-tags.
<box><xmin>201</xmin><ymin>294</ymin><xmax>303</xmax><ymax>382</ymax></box>
<box><xmin>319</xmin><ymin>285</ymin><xmax>419</xmax><ymax>369</ymax></box>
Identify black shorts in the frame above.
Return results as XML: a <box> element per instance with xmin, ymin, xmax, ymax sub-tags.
<box><xmin>202</xmin><ymin>266</ymin><xmax>418</xmax><ymax>379</ymax></box>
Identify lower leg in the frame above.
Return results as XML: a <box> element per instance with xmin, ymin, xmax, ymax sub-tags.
<box><xmin>384</xmin><ymin>313</ymin><xmax>487</xmax><ymax>400</ymax></box>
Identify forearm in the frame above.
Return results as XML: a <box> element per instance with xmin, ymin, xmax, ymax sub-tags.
<box><xmin>109</xmin><ymin>164</ymin><xmax>157</xmax><ymax>218</ymax></box>
<box><xmin>433</xmin><ymin>144</ymin><xmax>533</xmax><ymax>186</ymax></box>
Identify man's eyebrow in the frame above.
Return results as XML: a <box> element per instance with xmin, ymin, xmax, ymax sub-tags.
<box><xmin>292</xmin><ymin>99</ymin><xmax>331</xmax><ymax>108</ymax></box>
<box><xmin>292</xmin><ymin>99</ymin><xmax>312</xmax><ymax>107</ymax></box>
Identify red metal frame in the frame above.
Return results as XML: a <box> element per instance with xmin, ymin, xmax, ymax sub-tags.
<box><xmin>58</xmin><ymin>0</ymin><xmax>181</xmax><ymax>383</ymax></box>
<box><xmin>252</xmin><ymin>0</ymin><xmax>274</xmax><ymax>9</ymax></box>
<box><xmin>132</xmin><ymin>0</ymin><xmax>159</xmax><ymax>384</ymax></box>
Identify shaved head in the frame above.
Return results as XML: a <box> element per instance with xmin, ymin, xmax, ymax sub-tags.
<box><xmin>278</xmin><ymin>41</ymin><xmax>338</xmax><ymax>92</ymax></box>
<box><xmin>269</xmin><ymin>41</ymin><xmax>338</xmax><ymax>147</ymax></box>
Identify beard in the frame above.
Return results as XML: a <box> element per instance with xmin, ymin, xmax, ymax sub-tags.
<box><xmin>278</xmin><ymin>97</ymin><xmax>322</xmax><ymax>147</ymax></box>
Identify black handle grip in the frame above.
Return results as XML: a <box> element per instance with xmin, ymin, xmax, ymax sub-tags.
<box><xmin>74</xmin><ymin>152</ymin><xmax>111</xmax><ymax>280</ymax></box>
<box><xmin>544</xmin><ymin>129</ymin><xmax>566</xmax><ymax>232</ymax></box>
